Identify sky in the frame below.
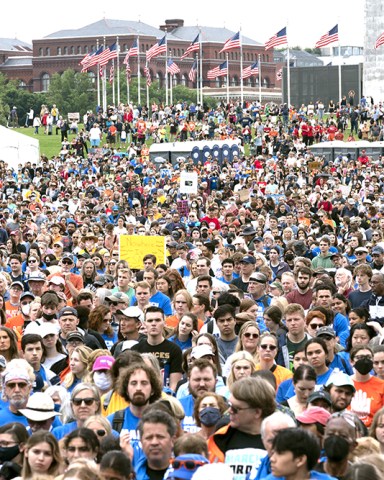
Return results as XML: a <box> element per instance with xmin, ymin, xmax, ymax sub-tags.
<box><xmin>4</xmin><ymin>0</ymin><xmax>365</xmax><ymax>48</ymax></box>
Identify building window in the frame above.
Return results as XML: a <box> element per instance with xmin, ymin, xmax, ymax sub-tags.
<box><xmin>181</xmin><ymin>74</ymin><xmax>187</xmax><ymax>86</ymax></box>
<box><xmin>215</xmin><ymin>51</ymin><xmax>218</xmax><ymax>59</ymax></box>
<box><xmin>88</xmin><ymin>71</ymin><xmax>96</xmax><ymax>85</ymax></box>
<box><xmin>77</xmin><ymin>46</ymin><xmax>81</xmax><ymax>54</ymax></box>
<box><xmin>255</xmin><ymin>77</ymin><xmax>259</xmax><ymax>86</ymax></box>
<box><xmin>177</xmin><ymin>49</ymin><xmax>181</xmax><ymax>57</ymax></box>
<box><xmin>46</xmin><ymin>48</ymin><xmax>50</xmax><ymax>56</ymax></box>
<box><xmin>85</xmin><ymin>46</ymin><xmax>89</xmax><ymax>53</ymax></box>
<box><xmin>181</xmin><ymin>49</ymin><xmax>185</xmax><ymax>56</ymax></box>
<box><xmin>64</xmin><ymin>46</ymin><xmax>68</xmax><ymax>55</ymax></box>
<box><xmin>70</xmin><ymin>46</ymin><xmax>75</xmax><ymax>55</ymax></box>
<box><xmin>263</xmin><ymin>77</ymin><xmax>269</xmax><ymax>87</ymax></box>
<box><xmin>39</xmin><ymin>48</ymin><xmax>43</xmax><ymax>56</ymax></box>
<box><xmin>231</xmin><ymin>76</ymin><xmax>238</xmax><ymax>86</ymax></box>
<box><xmin>262</xmin><ymin>54</ymin><xmax>265</xmax><ymax>62</ymax></box>
<box><xmin>266</xmin><ymin>55</ymin><xmax>269</xmax><ymax>62</ymax></box>
<box><xmin>19</xmin><ymin>80</ymin><xmax>26</xmax><ymax>89</ymax></box>
<box><xmin>41</xmin><ymin>73</ymin><xmax>50</xmax><ymax>92</ymax></box>
<box><xmin>57</xmin><ymin>47</ymin><xmax>62</xmax><ymax>55</ymax></box>
<box><xmin>215</xmin><ymin>77</ymin><xmax>220</xmax><ymax>87</ymax></box>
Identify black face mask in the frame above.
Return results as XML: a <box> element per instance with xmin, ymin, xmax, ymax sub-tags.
<box><xmin>199</xmin><ymin>407</ymin><xmax>221</xmax><ymax>427</ymax></box>
<box><xmin>42</xmin><ymin>312</ymin><xmax>57</xmax><ymax>321</ymax></box>
<box><xmin>354</xmin><ymin>358</ymin><xmax>373</xmax><ymax>375</ymax></box>
<box><xmin>0</xmin><ymin>445</ymin><xmax>20</xmax><ymax>462</ymax></box>
<box><xmin>324</xmin><ymin>435</ymin><xmax>350</xmax><ymax>462</ymax></box>
<box><xmin>285</xmin><ymin>253</ymin><xmax>295</xmax><ymax>261</ymax></box>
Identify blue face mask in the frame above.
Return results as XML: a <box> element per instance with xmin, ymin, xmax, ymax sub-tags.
<box><xmin>199</xmin><ymin>407</ymin><xmax>221</xmax><ymax>427</ymax></box>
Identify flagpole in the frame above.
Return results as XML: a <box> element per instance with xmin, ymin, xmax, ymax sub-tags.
<box><xmin>116</xmin><ymin>37</ymin><xmax>120</xmax><ymax>106</ymax></box>
<box><xmin>199</xmin><ymin>29</ymin><xmax>203</xmax><ymax>105</ymax></box>
<box><xmin>103</xmin><ymin>37</ymin><xmax>107</xmax><ymax>113</ymax></box>
<box><xmin>240</xmin><ymin>28</ymin><xmax>244</xmax><ymax>107</ymax></box>
<box><xmin>165</xmin><ymin>35</ymin><xmax>169</xmax><ymax>106</ymax></box>
<box><xmin>226</xmin><ymin>53</ymin><xmax>229</xmax><ymax>105</ymax></box>
<box><xmin>137</xmin><ymin>35</ymin><xmax>141</xmax><ymax>106</ymax></box>
<box><xmin>170</xmin><ymin>72</ymin><xmax>173</xmax><ymax>105</ymax></box>
<box><xmin>286</xmin><ymin>28</ymin><xmax>291</xmax><ymax>108</ymax></box>
<box><xmin>96</xmin><ymin>40</ymin><xmax>100</xmax><ymax>109</ymax></box>
<box><xmin>338</xmin><ymin>29</ymin><xmax>342</xmax><ymax>107</ymax></box>
<box><xmin>258</xmin><ymin>53</ymin><xmax>262</xmax><ymax>104</ymax></box>
<box><xmin>127</xmin><ymin>65</ymin><xmax>130</xmax><ymax>104</ymax></box>
<box><xmin>196</xmin><ymin>54</ymin><xmax>199</xmax><ymax>104</ymax></box>
<box><xmin>146</xmin><ymin>64</ymin><xmax>150</xmax><ymax>111</ymax></box>
<box><xmin>112</xmin><ymin>59</ymin><xmax>116</xmax><ymax>105</ymax></box>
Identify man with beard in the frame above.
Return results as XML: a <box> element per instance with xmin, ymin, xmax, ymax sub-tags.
<box><xmin>0</xmin><ymin>361</ymin><xmax>34</xmax><ymax>426</ymax></box>
<box><xmin>108</xmin><ymin>363</ymin><xmax>163</xmax><ymax>440</ymax></box>
<box><xmin>179</xmin><ymin>358</ymin><xmax>217</xmax><ymax>433</ymax></box>
<box><xmin>285</xmin><ymin>267</ymin><xmax>313</xmax><ymax>310</ymax></box>
<box><xmin>314</xmin><ymin>412</ymin><xmax>358</xmax><ymax>478</ymax></box>
<box><xmin>324</xmin><ymin>372</ymin><xmax>356</xmax><ymax>413</ymax></box>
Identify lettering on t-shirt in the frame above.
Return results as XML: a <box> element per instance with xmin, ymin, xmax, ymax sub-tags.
<box><xmin>225</xmin><ymin>448</ymin><xmax>266</xmax><ymax>480</ymax></box>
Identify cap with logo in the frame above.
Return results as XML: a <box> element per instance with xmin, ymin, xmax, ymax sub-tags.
<box><xmin>66</xmin><ymin>331</ymin><xmax>85</xmax><ymax>343</ymax></box>
<box><xmin>92</xmin><ymin>356</ymin><xmax>115</xmax><ymax>372</ymax></box>
<box><xmin>58</xmin><ymin>306</ymin><xmax>78</xmax><ymax>318</ymax></box>
<box><xmin>316</xmin><ymin>326</ymin><xmax>336</xmax><ymax>338</ymax></box>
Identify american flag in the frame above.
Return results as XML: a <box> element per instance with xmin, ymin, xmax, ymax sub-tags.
<box><xmin>124</xmin><ymin>38</ymin><xmax>139</xmax><ymax>64</ymax></box>
<box><xmin>98</xmin><ymin>42</ymin><xmax>118</xmax><ymax>66</ymax></box>
<box><xmin>85</xmin><ymin>45</ymin><xmax>104</xmax><ymax>68</ymax></box>
<box><xmin>375</xmin><ymin>31</ymin><xmax>384</xmax><ymax>49</ymax></box>
<box><xmin>167</xmin><ymin>59</ymin><xmax>180</xmax><ymax>75</ymax></box>
<box><xmin>109</xmin><ymin>64</ymin><xmax>114</xmax><ymax>84</ymax></box>
<box><xmin>146</xmin><ymin>35</ymin><xmax>166</xmax><ymax>61</ymax></box>
<box><xmin>126</xmin><ymin>63</ymin><xmax>131</xmax><ymax>83</ymax></box>
<box><xmin>315</xmin><ymin>25</ymin><xmax>339</xmax><ymax>48</ymax></box>
<box><xmin>80</xmin><ymin>52</ymin><xmax>95</xmax><ymax>72</ymax></box>
<box><xmin>189</xmin><ymin>60</ymin><xmax>197</xmax><ymax>83</ymax></box>
<box><xmin>242</xmin><ymin>62</ymin><xmax>259</xmax><ymax>79</ymax></box>
<box><xmin>220</xmin><ymin>31</ymin><xmax>241</xmax><ymax>53</ymax></box>
<box><xmin>265</xmin><ymin>27</ymin><xmax>287</xmax><ymax>50</ymax></box>
<box><xmin>207</xmin><ymin>61</ymin><xmax>228</xmax><ymax>79</ymax></box>
<box><xmin>144</xmin><ymin>64</ymin><xmax>152</xmax><ymax>86</ymax></box>
<box><xmin>276</xmin><ymin>68</ymin><xmax>282</xmax><ymax>81</ymax></box>
<box><xmin>181</xmin><ymin>34</ymin><xmax>200</xmax><ymax>59</ymax></box>
<box><xmin>99</xmin><ymin>65</ymin><xmax>103</xmax><ymax>77</ymax></box>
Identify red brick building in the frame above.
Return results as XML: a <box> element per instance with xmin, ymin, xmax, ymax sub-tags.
<box><xmin>0</xmin><ymin>19</ymin><xmax>280</xmax><ymax>99</ymax></box>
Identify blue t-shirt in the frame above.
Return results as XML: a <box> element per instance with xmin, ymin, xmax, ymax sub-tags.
<box><xmin>169</xmin><ymin>335</ymin><xmax>192</xmax><ymax>351</ymax></box>
<box><xmin>102</xmin><ymin>332</ymin><xmax>118</xmax><ymax>350</ymax></box>
<box><xmin>130</xmin><ymin>291</ymin><xmax>172</xmax><ymax>315</ymax></box>
<box><xmin>276</xmin><ymin>378</ymin><xmax>295</xmax><ymax>403</ymax></box>
<box><xmin>316</xmin><ymin>368</ymin><xmax>334</xmax><ymax>387</ymax></box>
<box><xmin>180</xmin><ymin>394</ymin><xmax>200</xmax><ymax>433</ymax></box>
<box><xmin>108</xmin><ymin>408</ymin><xmax>141</xmax><ymax>445</ymax></box>
<box><xmin>52</xmin><ymin>420</ymin><xmax>78</xmax><ymax>440</ymax></box>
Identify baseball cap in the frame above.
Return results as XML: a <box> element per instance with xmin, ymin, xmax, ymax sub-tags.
<box><xmin>249</xmin><ymin>272</ymin><xmax>268</xmax><ymax>284</ymax></box>
<box><xmin>168</xmin><ymin>454</ymin><xmax>209</xmax><ymax>480</ymax></box>
<box><xmin>58</xmin><ymin>306</ymin><xmax>78</xmax><ymax>318</ymax></box>
<box><xmin>92</xmin><ymin>356</ymin><xmax>115</xmax><ymax>372</ymax></box>
<box><xmin>191</xmin><ymin>345</ymin><xmax>214</xmax><ymax>359</ymax></box>
<box><xmin>316</xmin><ymin>326</ymin><xmax>336</xmax><ymax>338</ymax></box>
<box><xmin>19</xmin><ymin>392</ymin><xmax>61</xmax><ymax>421</ymax></box>
<box><xmin>372</xmin><ymin>245</ymin><xmax>384</xmax><ymax>255</ymax></box>
<box><xmin>27</xmin><ymin>274</ymin><xmax>46</xmax><ymax>283</ymax></box>
<box><xmin>167</xmin><ymin>241</ymin><xmax>179</xmax><ymax>248</ymax></box>
<box><xmin>110</xmin><ymin>292</ymin><xmax>130</xmax><ymax>303</ymax></box>
<box><xmin>239</xmin><ymin>255</ymin><xmax>256</xmax><ymax>265</ymax></box>
<box><xmin>10</xmin><ymin>281</ymin><xmax>24</xmax><ymax>290</ymax></box>
<box><xmin>62</xmin><ymin>253</ymin><xmax>74</xmax><ymax>263</ymax></box>
<box><xmin>38</xmin><ymin>323</ymin><xmax>59</xmax><ymax>338</ymax></box>
<box><xmin>66</xmin><ymin>331</ymin><xmax>84</xmax><ymax>343</ymax></box>
<box><xmin>116</xmin><ymin>306</ymin><xmax>144</xmax><ymax>321</ymax></box>
<box><xmin>49</xmin><ymin>276</ymin><xmax>65</xmax><ymax>286</ymax></box>
<box><xmin>296</xmin><ymin>407</ymin><xmax>331</xmax><ymax>426</ymax></box>
<box><xmin>93</xmin><ymin>276</ymin><xmax>107</xmax><ymax>287</ymax></box>
<box><xmin>307</xmin><ymin>390</ymin><xmax>332</xmax><ymax>406</ymax></box>
<box><xmin>325</xmin><ymin>372</ymin><xmax>356</xmax><ymax>392</ymax></box>
<box><xmin>20</xmin><ymin>291</ymin><xmax>35</xmax><ymax>301</ymax></box>
<box><xmin>355</xmin><ymin>247</ymin><xmax>368</xmax><ymax>253</ymax></box>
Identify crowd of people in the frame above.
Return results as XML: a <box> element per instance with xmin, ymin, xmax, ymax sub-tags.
<box><xmin>1</xmin><ymin>96</ymin><xmax>384</xmax><ymax>480</ymax></box>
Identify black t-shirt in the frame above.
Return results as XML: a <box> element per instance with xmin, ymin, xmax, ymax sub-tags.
<box><xmin>132</xmin><ymin>339</ymin><xmax>182</xmax><ymax>387</ymax></box>
<box><xmin>147</xmin><ymin>466</ymin><xmax>168</xmax><ymax>480</ymax></box>
<box><xmin>231</xmin><ymin>277</ymin><xmax>249</xmax><ymax>293</ymax></box>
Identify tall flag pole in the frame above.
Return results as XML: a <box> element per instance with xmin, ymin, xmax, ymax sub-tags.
<box><xmin>110</xmin><ymin>60</ymin><xmax>115</xmax><ymax>105</ymax></box>
<box><xmin>165</xmin><ymin>37</ymin><xmax>169</xmax><ymax>106</ymax></box>
<box><xmin>315</xmin><ymin>24</ymin><xmax>340</xmax><ymax>106</ymax></box>
<box><xmin>137</xmin><ymin>36</ymin><xmax>141</xmax><ymax>106</ymax></box>
<box><xmin>126</xmin><ymin>62</ymin><xmax>131</xmax><ymax>104</ymax></box>
<box><xmin>265</xmin><ymin>26</ymin><xmax>288</xmax><ymax>105</ymax></box>
<box><xmin>194</xmin><ymin>56</ymin><xmax>199</xmax><ymax>104</ymax></box>
<box><xmin>199</xmin><ymin>28</ymin><xmax>203</xmax><ymax>105</ymax></box>
<box><xmin>226</xmin><ymin>53</ymin><xmax>229</xmax><ymax>105</ymax></box>
<box><xmin>116</xmin><ymin>37</ymin><xmax>120</xmax><ymax>106</ymax></box>
<box><xmin>338</xmin><ymin>33</ymin><xmax>342</xmax><ymax>108</ymax></box>
<box><xmin>102</xmin><ymin>37</ymin><xmax>107</xmax><ymax>113</ymax></box>
<box><xmin>96</xmin><ymin>40</ymin><xmax>100</xmax><ymax>109</ymax></box>
<box><xmin>258</xmin><ymin>54</ymin><xmax>262</xmax><ymax>103</ymax></box>
<box><xmin>220</xmin><ymin>31</ymin><xmax>241</xmax><ymax>105</ymax></box>
<box><xmin>240</xmin><ymin>28</ymin><xmax>244</xmax><ymax>106</ymax></box>
<box><xmin>287</xmin><ymin>28</ymin><xmax>291</xmax><ymax>108</ymax></box>
<box><xmin>144</xmin><ymin>63</ymin><xmax>151</xmax><ymax>110</ymax></box>
<box><xmin>167</xmin><ymin>59</ymin><xmax>181</xmax><ymax>106</ymax></box>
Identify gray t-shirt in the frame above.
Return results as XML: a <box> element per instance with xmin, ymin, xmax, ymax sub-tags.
<box><xmin>217</xmin><ymin>336</ymin><xmax>239</xmax><ymax>363</ymax></box>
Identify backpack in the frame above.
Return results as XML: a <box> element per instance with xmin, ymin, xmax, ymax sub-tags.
<box><xmin>111</xmin><ymin>409</ymin><xmax>125</xmax><ymax>433</ymax></box>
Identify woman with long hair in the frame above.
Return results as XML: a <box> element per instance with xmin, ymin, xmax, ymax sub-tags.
<box><xmin>305</xmin><ymin>337</ymin><xmax>334</xmax><ymax>386</ymax></box>
<box><xmin>0</xmin><ymin>422</ymin><xmax>29</xmax><ymax>469</ymax></box>
<box><xmin>223</xmin><ymin>321</ymin><xmax>260</xmax><ymax>377</ymax></box>
<box><xmin>227</xmin><ymin>351</ymin><xmax>256</xmax><ymax>390</ymax></box>
<box><xmin>0</xmin><ymin>295</ymin><xmax>7</xmax><ymax>325</ymax></box>
<box><xmin>0</xmin><ymin>326</ymin><xmax>19</xmax><ymax>361</ymax></box>
<box><xmin>281</xmin><ymin>364</ymin><xmax>316</xmax><ymax>416</ymax></box>
<box><xmin>81</xmin><ymin>260</ymin><xmax>97</xmax><ymax>288</ymax></box>
<box><xmin>255</xmin><ymin>332</ymin><xmax>292</xmax><ymax>387</ymax></box>
<box><xmin>41</xmin><ymin>324</ymin><xmax>68</xmax><ymax>374</ymax></box>
<box><xmin>91</xmin><ymin>253</ymin><xmax>105</xmax><ymax>275</ymax></box>
<box><xmin>64</xmin><ymin>428</ymin><xmax>100</xmax><ymax>466</ymax></box>
<box><xmin>168</xmin><ymin>313</ymin><xmax>199</xmax><ymax>351</ymax></box>
<box><xmin>166</xmin><ymin>290</ymin><xmax>195</xmax><ymax>329</ymax></box>
<box><xmin>62</xmin><ymin>345</ymin><xmax>92</xmax><ymax>393</ymax></box>
<box><xmin>166</xmin><ymin>269</ymin><xmax>185</xmax><ymax>295</ymax></box>
<box><xmin>88</xmin><ymin>306</ymin><xmax>117</xmax><ymax>350</ymax></box>
<box><xmin>22</xmin><ymin>431</ymin><xmax>62</xmax><ymax>478</ymax></box>
<box><xmin>156</xmin><ymin>275</ymin><xmax>174</xmax><ymax>300</ymax></box>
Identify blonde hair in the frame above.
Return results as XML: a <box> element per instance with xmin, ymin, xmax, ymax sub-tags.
<box><xmin>83</xmin><ymin>415</ymin><xmax>112</xmax><ymax>435</ymax></box>
<box><xmin>227</xmin><ymin>351</ymin><xmax>256</xmax><ymax>389</ymax></box>
<box><xmin>63</xmin><ymin>345</ymin><xmax>92</xmax><ymax>389</ymax></box>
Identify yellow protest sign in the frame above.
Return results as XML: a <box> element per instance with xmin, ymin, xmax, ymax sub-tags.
<box><xmin>119</xmin><ymin>235</ymin><xmax>166</xmax><ymax>270</ymax></box>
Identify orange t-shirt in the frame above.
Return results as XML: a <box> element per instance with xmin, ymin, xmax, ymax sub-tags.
<box><xmin>166</xmin><ymin>315</ymin><xmax>204</xmax><ymax>331</ymax></box>
<box><xmin>255</xmin><ymin>363</ymin><xmax>293</xmax><ymax>388</ymax></box>
<box><xmin>5</xmin><ymin>301</ymin><xmax>19</xmax><ymax>320</ymax></box>
<box><xmin>349</xmin><ymin>376</ymin><xmax>384</xmax><ymax>427</ymax></box>
<box><xmin>5</xmin><ymin>314</ymin><xmax>25</xmax><ymax>345</ymax></box>
<box><xmin>47</xmin><ymin>273</ymin><xmax>83</xmax><ymax>300</ymax></box>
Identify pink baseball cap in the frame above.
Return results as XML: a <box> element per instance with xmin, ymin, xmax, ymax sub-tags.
<box><xmin>296</xmin><ymin>407</ymin><xmax>331</xmax><ymax>426</ymax></box>
<box><xmin>92</xmin><ymin>356</ymin><xmax>115</xmax><ymax>372</ymax></box>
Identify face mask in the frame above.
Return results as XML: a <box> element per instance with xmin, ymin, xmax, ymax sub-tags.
<box><xmin>285</xmin><ymin>253</ymin><xmax>295</xmax><ymax>261</ymax></box>
<box><xmin>323</xmin><ymin>435</ymin><xmax>350</xmax><ymax>462</ymax></box>
<box><xmin>42</xmin><ymin>312</ymin><xmax>57</xmax><ymax>321</ymax></box>
<box><xmin>0</xmin><ymin>445</ymin><xmax>20</xmax><ymax>462</ymax></box>
<box><xmin>21</xmin><ymin>304</ymin><xmax>30</xmax><ymax>316</ymax></box>
<box><xmin>199</xmin><ymin>407</ymin><xmax>221</xmax><ymax>427</ymax></box>
<box><xmin>93</xmin><ymin>371</ymin><xmax>112</xmax><ymax>391</ymax></box>
<box><xmin>354</xmin><ymin>358</ymin><xmax>373</xmax><ymax>375</ymax></box>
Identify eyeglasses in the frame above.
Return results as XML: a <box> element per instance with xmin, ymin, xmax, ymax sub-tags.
<box><xmin>53</xmin><ymin>244</ymin><xmax>61</xmax><ymax>248</ymax></box>
<box><xmin>260</xmin><ymin>344</ymin><xmax>277</xmax><ymax>351</ymax></box>
<box><xmin>28</xmin><ymin>259</ymin><xmax>37</xmax><ymax>263</ymax></box>
<box><xmin>228</xmin><ymin>402</ymin><xmax>254</xmax><ymax>414</ymax></box>
<box><xmin>62</xmin><ymin>260</ymin><xmax>72</xmax><ymax>265</ymax></box>
<box><xmin>309</xmin><ymin>323</ymin><xmax>324</xmax><ymax>329</ymax></box>
<box><xmin>6</xmin><ymin>382</ymin><xmax>29</xmax><ymax>389</ymax></box>
<box><xmin>353</xmin><ymin>354</ymin><xmax>373</xmax><ymax>361</ymax></box>
<box><xmin>243</xmin><ymin>332</ymin><xmax>259</xmax><ymax>339</ymax></box>
<box><xmin>172</xmin><ymin>460</ymin><xmax>206</xmax><ymax>470</ymax></box>
<box><xmin>66</xmin><ymin>446</ymin><xmax>90</xmax><ymax>453</ymax></box>
<box><xmin>72</xmin><ymin>397</ymin><xmax>96</xmax><ymax>406</ymax></box>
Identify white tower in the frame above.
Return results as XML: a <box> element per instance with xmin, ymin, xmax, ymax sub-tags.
<box><xmin>364</xmin><ymin>0</ymin><xmax>384</xmax><ymax>102</ymax></box>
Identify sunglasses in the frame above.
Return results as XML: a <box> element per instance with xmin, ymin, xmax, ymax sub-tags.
<box><xmin>309</xmin><ymin>323</ymin><xmax>323</xmax><ymax>329</ymax></box>
<box><xmin>72</xmin><ymin>397</ymin><xmax>96</xmax><ymax>406</ymax></box>
<box><xmin>28</xmin><ymin>259</ymin><xmax>37</xmax><ymax>263</ymax></box>
<box><xmin>228</xmin><ymin>402</ymin><xmax>254</xmax><ymax>414</ymax></box>
<box><xmin>96</xmin><ymin>429</ymin><xmax>107</xmax><ymax>437</ymax></box>
<box><xmin>66</xmin><ymin>446</ymin><xmax>90</xmax><ymax>453</ymax></box>
<box><xmin>6</xmin><ymin>382</ymin><xmax>29</xmax><ymax>389</ymax></box>
<box><xmin>62</xmin><ymin>260</ymin><xmax>72</xmax><ymax>265</ymax></box>
<box><xmin>172</xmin><ymin>460</ymin><xmax>206</xmax><ymax>470</ymax></box>
<box><xmin>243</xmin><ymin>332</ymin><xmax>259</xmax><ymax>339</ymax></box>
<box><xmin>260</xmin><ymin>344</ymin><xmax>277</xmax><ymax>351</ymax></box>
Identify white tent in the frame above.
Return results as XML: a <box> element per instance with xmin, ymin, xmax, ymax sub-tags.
<box><xmin>0</xmin><ymin>126</ymin><xmax>40</xmax><ymax>168</ymax></box>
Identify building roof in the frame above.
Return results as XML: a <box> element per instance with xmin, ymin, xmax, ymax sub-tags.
<box><xmin>0</xmin><ymin>38</ymin><xmax>32</xmax><ymax>52</ymax></box>
<box><xmin>274</xmin><ymin>49</ymin><xmax>323</xmax><ymax>65</ymax></box>
<box><xmin>2</xmin><ymin>56</ymin><xmax>33</xmax><ymax>66</ymax></box>
<box><xmin>45</xmin><ymin>18</ymin><xmax>181</xmax><ymax>41</ymax></box>
<box><xmin>171</xmin><ymin>26</ymin><xmax>262</xmax><ymax>46</ymax></box>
